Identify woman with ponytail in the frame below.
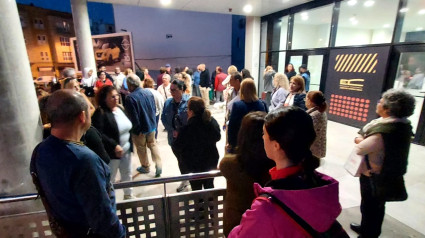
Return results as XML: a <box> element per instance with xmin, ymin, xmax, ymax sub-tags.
<box><xmin>173</xmin><ymin>96</ymin><xmax>221</xmax><ymax>190</ymax></box>
<box><xmin>306</xmin><ymin>90</ymin><xmax>328</xmax><ymax>158</ymax></box>
<box><xmin>229</xmin><ymin>107</ymin><xmax>344</xmax><ymax>238</ymax></box>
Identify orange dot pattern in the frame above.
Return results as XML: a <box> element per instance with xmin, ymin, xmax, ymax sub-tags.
<box><xmin>329</xmin><ymin>94</ymin><xmax>370</xmax><ymax>122</ymax></box>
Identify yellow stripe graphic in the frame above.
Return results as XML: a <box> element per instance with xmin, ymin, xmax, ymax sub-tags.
<box><xmin>368</xmin><ymin>59</ymin><xmax>378</xmax><ymax>73</ymax></box>
<box><xmin>358</xmin><ymin>54</ymin><xmax>372</xmax><ymax>72</ymax></box>
<box><xmin>340</xmin><ymin>54</ymin><xmax>352</xmax><ymax>72</ymax></box>
<box><xmin>363</xmin><ymin>53</ymin><xmax>378</xmax><ymax>73</ymax></box>
<box><xmin>336</xmin><ymin>54</ymin><xmax>348</xmax><ymax>71</ymax></box>
<box><xmin>349</xmin><ymin>54</ymin><xmax>360</xmax><ymax>72</ymax></box>
<box><xmin>345</xmin><ymin>54</ymin><xmax>357</xmax><ymax>72</ymax></box>
<box><xmin>341</xmin><ymin>54</ymin><xmax>353</xmax><ymax>72</ymax></box>
<box><xmin>354</xmin><ymin>54</ymin><xmax>367</xmax><ymax>72</ymax></box>
<box><xmin>335</xmin><ymin>54</ymin><xmax>343</xmax><ymax>70</ymax></box>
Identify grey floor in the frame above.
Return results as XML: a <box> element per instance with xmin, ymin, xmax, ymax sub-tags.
<box><xmin>115</xmin><ymin>104</ymin><xmax>425</xmax><ymax>237</ymax></box>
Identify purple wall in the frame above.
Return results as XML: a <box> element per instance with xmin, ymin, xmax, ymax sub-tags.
<box><xmin>113</xmin><ymin>5</ymin><xmax>232</xmax><ymax>72</ymax></box>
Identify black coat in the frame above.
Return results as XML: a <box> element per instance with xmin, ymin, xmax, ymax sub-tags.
<box><xmin>173</xmin><ymin>115</ymin><xmax>221</xmax><ymax>173</ymax></box>
<box><xmin>92</xmin><ymin>106</ymin><xmax>132</xmax><ymax>160</ymax></box>
<box><xmin>200</xmin><ymin>69</ymin><xmax>210</xmax><ymax>87</ymax></box>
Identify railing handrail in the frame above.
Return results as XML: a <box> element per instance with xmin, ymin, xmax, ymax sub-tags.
<box><xmin>114</xmin><ymin>170</ymin><xmax>221</xmax><ymax>189</ymax></box>
<box><xmin>0</xmin><ymin>170</ymin><xmax>222</xmax><ymax>204</ymax></box>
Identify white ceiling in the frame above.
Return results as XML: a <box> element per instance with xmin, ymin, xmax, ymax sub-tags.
<box><xmin>89</xmin><ymin>0</ymin><xmax>313</xmax><ymax>17</ymax></box>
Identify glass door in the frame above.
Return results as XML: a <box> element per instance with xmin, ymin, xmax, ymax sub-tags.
<box><xmin>286</xmin><ymin>49</ymin><xmax>328</xmax><ymax>92</ymax></box>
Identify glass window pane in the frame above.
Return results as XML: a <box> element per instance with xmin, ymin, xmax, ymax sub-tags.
<box><xmin>278</xmin><ymin>52</ymin><xmax>287</xmax><ymax>73</ymax></box>
<box><xmin>393</xmin><ymin>52</ymin><xmax>425</xmax><ymax>133</ymax></box>
<box><xmin>292</xmin><ymin>4</ymin><xmax>333</xmax><ymax>49</ymax></box>
<box><xmin>270</xmin><ymin>19</ymin><xmax>282</xmax><ymax>51</ymax></box>
<box><xmin>260</xmin><ymin>21</ymin><xmax>268</xmax><ymax>52</ymax></box>
<box><xmin>336</xmin><ymin>0</ymin><xmax>398</xmax><ymax>46</ymax></box>
<box><xmin>279</xmin><ymin>16</ymin><xmax>289</xmax><ymax>51</ymax></box>
<box><xmin>398</xmin><ymin>0</ymin><xmax>425</xmax><ymax>43</ymax></box>
<box><xmin>307</xmin><ymin>55</ymin><xmax>324</xmax><ymax>91</ymax></box>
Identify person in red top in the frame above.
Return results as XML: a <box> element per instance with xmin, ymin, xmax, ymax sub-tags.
<box><xmin>214</xmin><ymin>67</ymin><xmax>227</xmax><ymax>102</ymax></box>
<box><xmin>95</xmin><ymin>71</ymin><xmax>113</xmax><ymax>93</ymax></box>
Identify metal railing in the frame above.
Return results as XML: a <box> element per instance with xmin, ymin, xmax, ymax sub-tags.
<box><xmin>0</xmin><ymin>171</ymin><xmax>226</xmax><ymax>238</ymax></box>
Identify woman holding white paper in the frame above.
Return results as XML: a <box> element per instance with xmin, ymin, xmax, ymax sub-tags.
<box><xmin>350</xmin><ymin>89</ymin><xmax>415</xmax><ymax>238</ymax></box>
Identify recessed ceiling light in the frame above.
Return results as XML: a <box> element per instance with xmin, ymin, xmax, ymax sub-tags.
<box><xmin>349</xmin><ymin>16</ymin><xmax>356</xmax><ymax>22</ymax></box>
<box><xmin>364</xmin><ymin>1</ymin><xmax>375</xmax><ymax>7</ymax></box>
<box><xmin>416</xmin><ymin>27</ymin><xmax>424</xmax><ymax>31</ymax></box>
<box><xmin>418</xmin><ymin>9</ymin><xmax>425</xmax><ymax>15</ymax></box>
<box><xmin>243</xmin><ymin>4</ymin><xmax>253</xmax><ymax>14</ymax></box>
<box><xmin>400</xmin><ymin>8</ymin><xmax>409</xmax><ymax>13</ymax></box>
<box><xmin>383</xmin><ymin>24</ymin><xmax>390</xmax><ymax>28</ymax></box>
<box><xmin>300</xmin><ymin>12</ymin><xmax>308</xmax><ymax>20</ymax></box>
<box><xmin>160</xmin><ymin>0</ymin><xmax>171</xmax><ymax>6</ymax></box>
<box><xmin>347</xmin><ymin>0</ymin><xmax>357</xmax><ymax>6</ymax></box>
<box><xmin>352</xmin><ymin>20</ymin><xmax>358</xmax><ymax>25</ymax></box>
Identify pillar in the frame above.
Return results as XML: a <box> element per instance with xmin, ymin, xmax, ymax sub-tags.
<box><xmin>245</xmin><ymin>16</ymin><xmax>261</xmax><ymax>91</ymax></box>
<box><xmin>0</xmin><ymin>0</ymin><xmax>43</xmax><ymax>215</ymax></box>
<box><xmin>71</xmin><ymin>0</ymin><xmax>97</xmax><ymax>74</ymax></box>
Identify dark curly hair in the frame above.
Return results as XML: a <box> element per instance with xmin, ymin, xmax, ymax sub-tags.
<box><xmin>96</xmin><ymin>85</ymin><xmax>116</xmax><ymax>111</ymax></box>
<box><xmin>171</xmin><ymin>79</ymin><xmax>187</xmax><ymax>92</ymax></box>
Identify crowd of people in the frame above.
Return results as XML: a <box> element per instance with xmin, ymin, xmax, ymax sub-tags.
<box><xmin>31</xmin><ymin>62</ymin><xmax>415</xmax><ymax>238</ymax></box>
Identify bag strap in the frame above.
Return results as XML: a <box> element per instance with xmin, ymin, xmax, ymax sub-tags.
<box><xmin>364</xmin><ymin>154</ymin><xmax>372</xmax><ymax>170</ymax></box>
<box><xmin>259</xmin><ymin>192</ymin><xmax>321</xmax><ymax>238</ymax></box>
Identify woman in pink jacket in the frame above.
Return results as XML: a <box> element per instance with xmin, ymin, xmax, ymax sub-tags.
<box><xmin>229</xmin><ymin>107</ymin><xmax>344</xmax><ymax>238</ymax></box>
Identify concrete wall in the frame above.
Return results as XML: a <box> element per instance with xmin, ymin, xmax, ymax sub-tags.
<box><xmin>113</xmin><ymin>5</ymin><xmax>232</xmax><ymax>72</ymax></box>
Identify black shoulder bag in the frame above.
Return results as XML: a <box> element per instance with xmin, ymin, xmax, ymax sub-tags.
<box><xmin>259</xmin><ymin>192</ymin><xmax>349</xmax><ymax>238</ymax></box>
<box><xmin>364</xmin><ymin>155</ymin><xmax>407</xmax><ymax>202</ymax></box>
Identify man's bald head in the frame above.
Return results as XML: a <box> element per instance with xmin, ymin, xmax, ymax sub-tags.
<box><xmin>47</xmin><ymin>89</ymin><xmax>88</xmax><ymax>127</ymax></box>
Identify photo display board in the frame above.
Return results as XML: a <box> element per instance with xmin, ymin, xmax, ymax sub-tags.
<box><xmin>71</xmin><ymin>32</ymin><xmax>135</xmax><ymax>73</ymax></box>
<box><xmin>325</xmin><ymin>46</ymin><xmax>391</xmax><ymax>128</ymax></box>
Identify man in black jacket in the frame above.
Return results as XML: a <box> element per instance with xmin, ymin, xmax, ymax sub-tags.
<box><xmin>199</xmin><ymin>63</ymin><xmax>210</xmax><ymax>106</ymax></box>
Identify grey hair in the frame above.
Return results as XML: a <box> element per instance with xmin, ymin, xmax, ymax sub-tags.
<box><xmin>47</xmin><ymin>89</ymin><xmax>88</xmax><ymax>126</ymax></box>
<box><xmin>163</xmin><ymin>74</ymin><xmax>171</xmax><ymax>81</ymax></box>
<box><xmin>62</xmin><ymin>67</ymin><xmax>76</xmax><ymax>78</ymax></box>
<box><xmin>126</xmin><ymin>74</ymin><xmax>141</xmax><ymax>88</ymax></box>
<box><xmin>381</xmin><ymin>89</ymin><xmax>415</xmax><ymax>118</ymax></box>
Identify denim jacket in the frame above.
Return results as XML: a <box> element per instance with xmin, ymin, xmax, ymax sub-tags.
<box><xmin>161</xmin><ymin>94</ymin><xmax>190</xmax><ymax>145</ymax></box>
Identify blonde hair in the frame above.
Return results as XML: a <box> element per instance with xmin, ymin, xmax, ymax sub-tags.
<box><xmin>227</xmin><ymin>65</ymin><xmax>238</xmax><ymax>76</ymax></box>
<box><xmin>274</xmin><ymin>73</ymin><xmax>289</xmax><ymax>90</ymax></box>
<box><xmin>240</xmin><ymin>78</ymin><xmax>258</xmax><ymax>103</ymax></box>
<box><xmin>181</xmin><ymin>72</ymin><xmax>192</xmax><ymax>95</ymax></box>
<box><xmin>124</xmin><ymin>68</ymin><xmax>133</xmax><ymax>76</ymax></box>
<box><xmin>290</xmin><ymin>75</ymin><xmax>305</xmax><ymax>93</ymax></box>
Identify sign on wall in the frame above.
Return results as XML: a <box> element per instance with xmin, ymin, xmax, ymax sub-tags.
<box><xmin>325</xmin><ymin>46</ymin><xmax>391</xmax><ymax>128</ymax></box>
<box><xmin>71</xmin><ymin>32</ymin><xmax>135</xmax><ymax>73</ymax></box>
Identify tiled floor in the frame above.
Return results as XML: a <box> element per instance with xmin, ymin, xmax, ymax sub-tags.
<box><xmin>116</xmin><ymin>105</ymin><xmax>425</xmax><ymax>237</ymax></box>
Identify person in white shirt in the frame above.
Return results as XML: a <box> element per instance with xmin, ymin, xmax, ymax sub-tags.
<box><xmin>81</xmin><ymin>67</ymin><xmax>95</xmax><ymax>87</ymax></box>
<box><xmin>112</xmin><ymin>67</ymin><xmax>126</xmax><ymax>91</ymax></box>
<box><xmin>157</xmin><ymin>74</ymin><xmax>172</xmax><ymax>101</ymax></box>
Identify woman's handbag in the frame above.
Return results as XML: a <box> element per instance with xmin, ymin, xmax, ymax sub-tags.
<box><xmin>365</xmin><ymin>155</ymin><xmax>408</xmax><ymax>202</ymax></box>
